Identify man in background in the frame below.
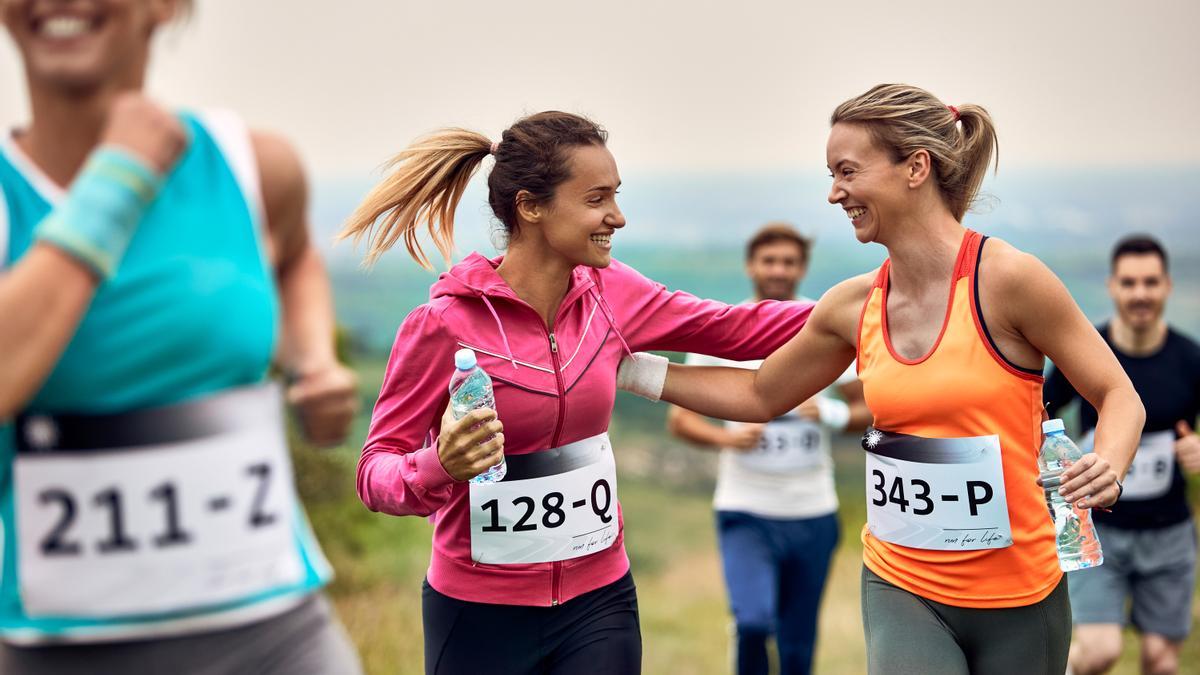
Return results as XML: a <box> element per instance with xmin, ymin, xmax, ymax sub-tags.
<box><xmin>1046</xmin><ymin>234</ymin><xmax>1199</xmax><ymax>675</ymax></box>
<box><xmin>667</xmin><ymin>223</ymin><xmax>869</xmax><ymax>675</ymax></box>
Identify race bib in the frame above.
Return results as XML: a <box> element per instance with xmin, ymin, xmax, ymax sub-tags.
<box><xmin>863</xmin><ymin>427</ymin><xmax>1012</xmax><ymax>551</ymax></box>
<box><xmin>732</xmin><ymin>415</ymin><xmax>826</xmax><ymax>473</ymax></box>
<box><xmin>13</xmin><ymin>384</ymin><xmax>305</xmax><ymax>618</ymax></box>
<box><xmin>1081</xmin><ymin>429</ymin><xmax>1175</xmax><ymax>501</ymax></box>
<box><xmin>470</xmin><ymin>433</ymin><xmax>619</xmax><ymax>565</ymax></box>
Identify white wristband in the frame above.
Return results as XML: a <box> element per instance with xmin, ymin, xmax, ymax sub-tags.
<box><xmin>616</xmin><ymin>352</ymin><xmax>669</xmax><ymax>402</ymax></box>
<box><xmin>815</xmin><ymin>397</ymin><xmax>851</xmax><ymax>431</ymax></box>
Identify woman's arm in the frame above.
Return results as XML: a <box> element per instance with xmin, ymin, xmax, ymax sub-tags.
<box><xmin>253</xmin><ymin>131</ymin><xmax>357</xmax><ymax>447</ymax></box>
<box><xmin>658</xmin><ymin>274</ymin><xmax>868</xmax><ymax>423</ymax></box>
<box><xmin>0</xmin><ymin>95</ymin><xmax>185</xmax><ymax>418</ymax></box>
<box><xmin>988</xmin><ymin>243</ymin><xmax>1143</xmax><ymax>508</ymax></box>
<box><xmin>357</xmin><ymin>305</ymin><xmax>458</xmax><ymax>516</ymax></box>
<box><xmin>0</xmin><ymin>247</ymin><xmax>97</xmax><ymax>418</ymax></box>
<box><xmin>356</xmin><ymin>304</ymin><xmax>504</xmax><ymax>516</ymax></box>
<box><xmin>600</xmin><ymin>259</ymin><xmax>813</xmax><ymax>360</ymax></box>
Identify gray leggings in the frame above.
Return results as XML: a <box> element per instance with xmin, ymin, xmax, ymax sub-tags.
<box><xmin>0</xmin><ymin>594</ymin><xmax>362</xmax><ymax>675</ymax></box>
<box><xmin>862</xmin><ymin>567</ymin><xmax>1071</xmax><ymax>675</ymax></box>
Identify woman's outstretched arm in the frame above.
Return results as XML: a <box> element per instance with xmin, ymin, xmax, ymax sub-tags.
<box><xmin>658</xmin><ymin>273</ymin><xmax>870</xmax><ymax>423</ymax></box>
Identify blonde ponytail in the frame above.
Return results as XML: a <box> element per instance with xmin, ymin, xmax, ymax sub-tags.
<box><xmin>339</xmin><ymin>129</ymin><xmax>491</xmax><ymax>269</ymax></box>
<box><xmin>951</xmin><ymin>104</ymin><xmax>998</xmax><ymax>218</ymax></box>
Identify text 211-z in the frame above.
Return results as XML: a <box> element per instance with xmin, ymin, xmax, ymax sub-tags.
<box><xmin>38</xmin><ymin>462</ymin><xmax>278</xmax><ymax>557</ymax></box>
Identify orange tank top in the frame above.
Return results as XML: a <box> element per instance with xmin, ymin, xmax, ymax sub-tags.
<box><xmin>856</xmin><ymin>230</ymin><xmax>1060</xmax><ymax>608</ymax></box>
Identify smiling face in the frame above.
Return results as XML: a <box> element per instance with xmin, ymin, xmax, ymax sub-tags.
<box><xmin>825</xmin><ymin>122</ymin><xmax>916</xmax><ymax>244</ymax></box>
<box><xmin>1</xmin><ymin>0</ymin><xmax>176</xmax><ymax>94</ymax></box>
<box><xmin>533</xmin><ymin>143</ymin><xmax>626</xmax><ymax>269</ymax></box>
<box><xmin>746</xmin><ymin>239</ymin><xmax>806</xmax><ymax>301</ymax></box>
<box><xmin>1109</xmin><ymin>252</ymin><xmax>1170</xmax><ymax>331</ymax></box>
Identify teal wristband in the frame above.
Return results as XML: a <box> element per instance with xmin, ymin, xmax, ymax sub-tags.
<box><xmin>34</xmin><ymin>146</ymin><xmax>163</xmax><ymax>279</ymax></box>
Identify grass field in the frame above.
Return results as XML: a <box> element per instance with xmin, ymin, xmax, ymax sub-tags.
<box><xmin>293</xmin><ymin>364</ymin><xmax>1200</xmax><ymax>674</ymax></box>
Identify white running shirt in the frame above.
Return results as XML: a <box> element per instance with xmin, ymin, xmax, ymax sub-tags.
<box><xmin>685</xmin><ymin>317</ymin><xmax>855</xmax><ymax>519</ymax></box>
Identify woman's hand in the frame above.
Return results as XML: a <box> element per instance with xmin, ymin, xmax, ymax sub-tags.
<box><xmin>795</xmin><ymin>397</ymin><xmax>820</xmax><ymax>421</ymax></box>
<box><xmin>437</xmin><ymin>406</ymin><xmax>505</xmax><ymax>482</ymax></box>
<box><xmin>287</xmin><ymin>363</ymin><xmax>359</xmax><ymax>447</ymax></box>
<box><xmin>724</xmin><ymin>423</ymin><xmax>766</xmax><ymax>452</ymax></box>
<box><xmin>1057</xmin><ymin>453</ymin><xmax>1122</xmax><ymax>509</ymax></box>
<box><xmin>101</xmin><ymin>93</ymin><xmax>188</xmax><ymax>174</ymax></box>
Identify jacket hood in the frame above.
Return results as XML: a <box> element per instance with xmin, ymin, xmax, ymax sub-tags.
<box><xmin>430</xmin><ymin>252</ymin><xmax>600</xmax><ymax>302</ymax></box>
<box><xmin>427</xmin><ymin>252</ymin><xmax>627</xmax><ymax>370</ymax></box>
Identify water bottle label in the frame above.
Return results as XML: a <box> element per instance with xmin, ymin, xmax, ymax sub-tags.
<box><xmin>12</xmin><ymin>384</ymin><xmax>307</xmax><ymax>618</ymax></box>
<box><xmin>1081</xmin><ymin>429</ymin><xmax>1174</xmax><ymax>501</ymax></box>
<box><xmin>730</xmin><ymin>415</ymin><xmax>826</xmax><ymax>473</ymax></box>
<box><xmin>468</xmin><ymin>433</ymin><xmax>619</xmax><ymax>565</ymax></box>
<box><xmin>862</xmin><ymin>427</ymin><xmax>1013</xmax><ymax>551</ymax></box>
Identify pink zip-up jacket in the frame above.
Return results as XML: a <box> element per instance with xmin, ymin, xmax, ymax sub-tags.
<box><xmin>359</xmin><ymin>253</ymin><xmax>813</xmax><ymax>606</ymax></box>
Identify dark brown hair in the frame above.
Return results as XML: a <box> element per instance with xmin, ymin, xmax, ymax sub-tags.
<box><xmin>745</xmin><ymin>222</ymin><xmax>811</xmax><ymax>263</ymax></box>
<box><xmin>1111</xmin><ymin>234</ymin><xmax>1169</xmax><ymax>274</ymax></box>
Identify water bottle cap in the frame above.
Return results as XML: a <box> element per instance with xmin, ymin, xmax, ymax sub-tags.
<box><xmin>1042</xmin><ymin>418</ymin><xmax>1065</xmax><ymax>434</ymax></box>
<box><xmin>454</xmin><ymin>348</ymin><xmax>477</xmax><ymax>371</ymax></box>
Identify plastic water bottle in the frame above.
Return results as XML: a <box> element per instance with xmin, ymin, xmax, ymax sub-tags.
<box><xmin>449</xmin><ymin>348</ymin><xmax>505</xmax><ymax>484</ymax></box>
<box><xmin>1037</xmin><ymin>419</ymin><xmax>1103</xmax><ymax>571</ymax></box>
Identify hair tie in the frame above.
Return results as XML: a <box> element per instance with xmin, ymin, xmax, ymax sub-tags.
<box><xmin>490</xmin><ymin>141</ymin><xmax>499</xmax><ymax>155</ymax></box>
<box><xmin>948</xmin><ymin>105</ymin><xmax>960</xmax><ymax>122</ymax></box>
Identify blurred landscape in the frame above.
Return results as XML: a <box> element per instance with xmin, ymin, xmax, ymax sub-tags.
<box><xmin>318</xmin><ymin>167</ymin><xmax>1200</xmax><ymax>352</ymax></box>
<box><xmin>296</xmin><ymin>168</ymin><xmax>1200</xmax><ymax>674</ymax></box>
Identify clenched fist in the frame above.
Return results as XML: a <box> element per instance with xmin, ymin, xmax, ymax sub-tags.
<box><xmin>724</xmin><ymin>422</ymin><xmax>766</xmax><ymax>452</ymax></box>
<box><xmin>286</xmin><ymin>363</ymin><xmax>359</xmax><ymax>447</ymax></box>
<box><xmin>101</xmin><ymin>93</ymin><xmax>188</xmax><ymax>174</ymax></box>
<box><xmin>1176</xmin><ymin>421</ymin><xmax>1200</xmax><ymax>475</ymax></box>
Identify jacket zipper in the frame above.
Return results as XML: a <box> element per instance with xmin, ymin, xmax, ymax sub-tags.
<box><xmin>547</xmin><ymin>332</ymin><xmax>568</xmax><ymax>448</ymax></box>
<box><xmin>547</xmin><ymin>330</ymin><xmax>568</xmax><ymax>605</ymax></box>
<box><xmin>501</xmin><ymin>290</ymin><xmax>590</xmax><ymax>607</ymax></box>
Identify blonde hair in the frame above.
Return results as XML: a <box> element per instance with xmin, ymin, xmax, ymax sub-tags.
<box><xmin>831</xmin><ymin>84</ymin><xmax>998</xmax><ymax>221</ymax></box>
<box><xmin>339</xmin><ymin>129</ymin><xmax>490</xmax><ymax>269</ymax></box>
<box><xmin>340</xmin><ymin>111</ymin><xmax>607</xmax><ymax>269</ymax></box>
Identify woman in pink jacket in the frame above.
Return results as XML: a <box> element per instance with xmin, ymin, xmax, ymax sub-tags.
<box><xmin>341</xmin><ymin>111</ymin><xmax>812</xmax><ymax>674</ymax></box>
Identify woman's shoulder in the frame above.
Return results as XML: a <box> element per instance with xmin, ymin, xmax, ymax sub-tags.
<box><xmin>398</xmin><ymin>299</ymin><xmax>455</xmax><ymax>337</ymax></box>
<box><xmin>813</xmin><ymin>271</ymin><xmax>878</xmax><ymax>343</ymax></box>
<box><xmin>977</xmin><ymin>235</ymin><xmax>1057</xmax><ymax>292</ymax></box>
<box><xmin>825</xmin><ymin>270</ymin><xmax>878</xmax><ymax>307</ymax></box>
<box><xmin>975</xmin><ymin>235</ymin><xmax>1074</xmax><ymax>336</ymax></box>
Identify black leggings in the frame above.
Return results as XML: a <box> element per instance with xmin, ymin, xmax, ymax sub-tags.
<box><xmin>861</xmin><ymin>566</ymin><xmax>1071</xmax><ymax>675</ymax></box>
<box><xmin>422</xmin><ymin>571</ymin><xmax>641</xmax><ymax>675</ymax></box>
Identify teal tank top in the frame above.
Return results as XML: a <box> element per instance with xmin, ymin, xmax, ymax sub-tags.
<box><xmin>0</xmin><ymin>111</ymin><xmax>331</xmax><ymax>642</ymax></box>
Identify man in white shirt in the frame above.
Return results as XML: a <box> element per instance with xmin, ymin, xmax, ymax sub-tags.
<box><xmin>668</xmin><ymin>223</ymin><xmax>868</xmax><ymax>675</ymax></box>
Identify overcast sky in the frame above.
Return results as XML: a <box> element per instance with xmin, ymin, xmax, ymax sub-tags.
<box><xmin>2</xmin><ymin>0</ymin><xmax>1198</xmax><ymax>180</ymax></box>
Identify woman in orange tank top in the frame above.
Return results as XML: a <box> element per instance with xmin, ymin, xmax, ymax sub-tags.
<box><xmin>625</xmin><ymin>84</ymin><xmax>1144</xmax><ymax>674</ymax></box>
